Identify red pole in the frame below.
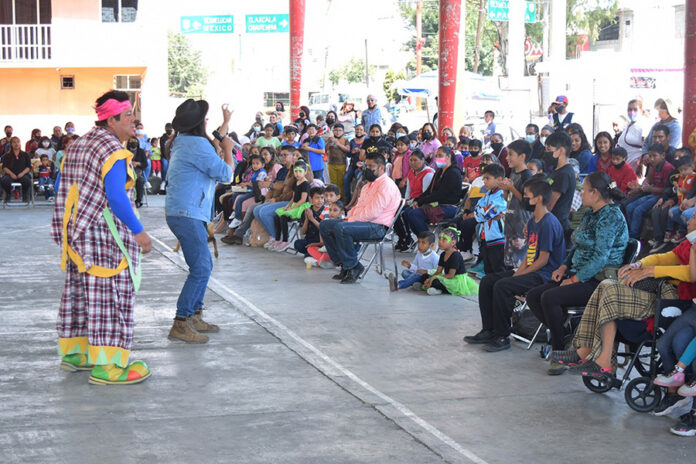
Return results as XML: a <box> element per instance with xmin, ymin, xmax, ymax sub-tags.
<box><xmin>438</xmin><ymin>0</ymin><xmax>462</xmax><ymax>137</ymax></box>
<box><xmin>684</xmin><ymin>0</ymin><xmax>696</xmax><ymax>149</ymax></box>
<box><xmin>289</xmin><ymin>0</ymin><xmax>306</xmax><ymax>121</ymax></box>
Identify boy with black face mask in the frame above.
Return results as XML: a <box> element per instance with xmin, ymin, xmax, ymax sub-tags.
<box><xmin>607</xmin><ymin>146</ymin><xmax>637</xmax><ymax>194</ymax></box>
<box><xmin>545</xmin><ymin>131</ymin><xmax>576</xmax><ymax>232</ymax></box>
<box><xmin>464</xmin><ymin>179</ymin><xmax>565</xmax><ymax>352</ymax></box>
<box><xmin>463</xmin><ymin>139</ymin><xmax>483</xmax><ymax>182</ymax></box>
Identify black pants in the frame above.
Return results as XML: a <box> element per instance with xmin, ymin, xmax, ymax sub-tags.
<box><xmin>393</xmin><ymin>209</ymin><xmax>412</xmax><ymax>245</ymax></box>
<box><xmin>482</xmin><ymin>242</ymin><xmax>505</xmax><ymax>274</ymax></box>
<box><xmin>1</xmin><ymin>173</ymin><xmax>31</xmax><ymax>200</ymax></box>
<box><xmin>273</xmin><ymin>215</ymin><xmax>292</xmax><ymax>241</ymax></box>
<box><xmin>418</xmin><ymin>274</ymin><xmax>451</xmax><ymax>294</ymax></box>
<box><xmin>526</xmin><ymin>279</ymin><xmax>600</xmax><ymax>350</ymax></box>
<box><xmin>457</xmin><ymin>217</ymin><xmax>477</xmax><ymax>252</ymax></box>
<box><xmin>479</xmin><ymin>271</ymin><xmax>544</xmax><ymax>337</ymax></box>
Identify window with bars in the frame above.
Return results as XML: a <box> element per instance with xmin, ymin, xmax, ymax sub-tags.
<box><xmin>114</xmin><ymin>74</ymin><xmax>142</xmax><ymax>90</ymax></box>
<box><xmin>0</xmin><ymin>0</ymin><xmax>52</xmax><ymax>25</ymax></box>
<box><xmin>101</xmin><ymin>0</ymin><xmax>138</xmax><ymax>23</ymax></box>
<box><xmin>60</xmin><ymin>75</ymin><xmax>74</xmax><ymax>89</ymax></box>
<box><xmin>263</xmin><ymin>92</ymin><xmax>290</xmax><ymax>108</ymax></box>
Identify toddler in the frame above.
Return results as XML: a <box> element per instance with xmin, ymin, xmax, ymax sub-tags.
<box><xmin>414</xmin><ymin>228</ymin><xmax>478</xmax><ymax>296</ymax></box>
<box><xmin>294</xmin><ymin>187</ymin><xmax>326</xmax><ymax>257</ymax></box>
<box><xmin>37</xmin><ymin>154</ymin><xmax>54</xmax><ymax>199</ymax></box>
<box><xmin>305</xmin><ymin>201</ymin><xmax>346</xmax><ymax>269</ymax></box>
<box><xmin>150</xmin><ymin>137</ymin><xmax>162</xmax><ymax>176</ymax></box>
<box><xmin>272</xmin><ymin>161</ymin><xmax>310</xmax><ymax>251</ymax></box>
<box><xmin>388</xmin><ymin>230</ymin><xmax>439</xmax><ymax>291</ymax></box>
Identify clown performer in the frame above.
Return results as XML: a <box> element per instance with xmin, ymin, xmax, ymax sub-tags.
<box><xmin>51</xmin><ymin>90</ymin><xmax>153</xmax><ymax>385</ymax></box>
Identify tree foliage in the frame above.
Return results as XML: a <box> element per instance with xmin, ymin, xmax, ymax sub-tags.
<box><xmin>328</xmin><ymin>58</ymin><xmax>375</xmax><ymax>86</ymax></box>
<box><xmin>383</xmin><ymin>69</ymin><xmax>407</xmax><ymax>103</ymax></box>
<box><xmin>168</xmin><ymin>32</ymin><xmax>208</xmax><ymax>98</ymax></box>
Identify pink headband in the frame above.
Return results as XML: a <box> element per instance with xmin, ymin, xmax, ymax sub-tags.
<box><xmin>94</xmin><ymin>99</ymin><xmax>132</xmax><ymax>121</ymax></box>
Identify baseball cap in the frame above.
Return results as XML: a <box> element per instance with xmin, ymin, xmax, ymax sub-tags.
<box><xmin>556</xmin><ymin>95</ymin><xmax>568</xmax><ymax>104</ymax></box>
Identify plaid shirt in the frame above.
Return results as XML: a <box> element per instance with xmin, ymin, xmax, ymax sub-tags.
<box><xmin>51</xmin><ymin>126</ymin><xmax>140</xmax><ymax>271</ymax></box>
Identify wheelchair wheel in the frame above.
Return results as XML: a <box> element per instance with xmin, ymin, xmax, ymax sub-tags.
<box><xmin>624</xmin><ymin>377</ymin><xmax>662</xmax><ymax>413</ymax></box>
<box><xmin>582</xmin><ymin>375</ymin><xmax>612</xmax><ymax>394</ymax></box>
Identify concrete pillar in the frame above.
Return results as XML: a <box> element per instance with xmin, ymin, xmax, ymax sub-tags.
<box><xmin>684</xmin><ymin>0</ymin><xmax>696</xmax><ymax>148</ymax></box>
<box><xmin>289</xmin><ymin>0</ymin><xmax>305</xmax><ymax>121</ymax></box>
<box><xmin>548</xmin><ymin>0</ymin><xmax>566</xmax><ymax>100</ymax></box>
<box><xmin>437</xmin><ymin>0</ymin><xmax>462</xmax><ymax>138</ymax></box>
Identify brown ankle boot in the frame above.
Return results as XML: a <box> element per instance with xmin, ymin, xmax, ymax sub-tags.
<box><xmin>168</xmin><ymin>317</ymin><xmax>209</xmax><ymax>343</ymax></box>
<box><xmin>191</xmin><ymin>311</ymin><xmax>220</xmax><ymax>333</ymax></box>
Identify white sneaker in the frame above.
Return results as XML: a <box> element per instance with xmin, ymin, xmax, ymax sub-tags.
<box><xmin>264</xmin><ymin>238</ymin><xmax>276</xmax><ymax>249</ymax></box>
<box><xmin>318</xmin><ymin>246</ymin><xmax>327</xmax><ymax>253</ymax></box>
<box><xmin>228</xmin><ymin>218</ymin><xmax>242</xmax><ymax>229</ymax></box>
<box><xmin>318</xmin><ymin>260</ymin><xmax>336</xmax><ymax>269</ymax></box>
<box><xmin>145</xmin><ymin>181</ymin><xmax>152</xmax><ymax>189</ymax></box>
<box><xmin>678</xmin><ymin>379</ymin><xmax>696</xmax><ymax>397</ymax></box>
<box><xmin>460</xmin><ymin>251</ymin><xmax>476</xmax><ymax>262</ymax></box>
<box><xmin>277</xmin><ymin>241</ymin><xmax>291</xmax><ymax>252</ymax></box>
<box><xmin>426</xmin><ymin>287</ymin><xmax>443</xmax><ymax>295</ymax></box>
<box><xmin>304</xmin><ymin>257</ymin><xmax>318</xmax><ymax>268</ymax></box>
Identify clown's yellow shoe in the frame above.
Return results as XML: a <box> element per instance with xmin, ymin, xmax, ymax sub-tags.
<box><xmin>88</xmin><ymin>361</ymin><xmax>151</xmax><ymax>386</ymax></box>
<box><xmin>60</xmin><ymin>353</ymin><xmax>95</xmax><ymax>372</ymax></box>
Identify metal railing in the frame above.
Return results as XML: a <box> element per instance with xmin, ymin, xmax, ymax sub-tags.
<box><xmin>0</xmin><ymin>25</ymin><xmax>52</xmax><ymax>62</ymax></box>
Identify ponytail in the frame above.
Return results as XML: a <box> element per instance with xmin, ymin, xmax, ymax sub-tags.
<box><xmin>585</xmin><ymin>171</ymin><xmax>625</xmax><ymax>202</ymax></box>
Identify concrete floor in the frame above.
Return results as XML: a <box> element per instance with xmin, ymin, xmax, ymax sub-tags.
<box><xmin>1</xmin><ymin>197</ymin><xmax>693</xmax><ymax>464</ymax></box>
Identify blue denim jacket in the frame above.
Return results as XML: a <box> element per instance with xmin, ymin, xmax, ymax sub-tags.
<box><xmin>165</xmin><ymin>134</ymin><xmax>233</xmax><ymax>222</ymax></box>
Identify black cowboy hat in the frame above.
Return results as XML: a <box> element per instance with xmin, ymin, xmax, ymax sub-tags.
<box><xmin>172</xmin><ymin>99</ymin><xmax>209</xmax><ymax>132</ymax></box>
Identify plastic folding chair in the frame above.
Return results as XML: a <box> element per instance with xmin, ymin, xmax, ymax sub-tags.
<box><xmin>357</xmin><ymin>199</ymin><xmax>406</xmax><ymax>280</ymax></box>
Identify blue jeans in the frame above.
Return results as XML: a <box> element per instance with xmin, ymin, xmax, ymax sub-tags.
<box><xmin>405</xmin><ymin>205</ymin><xmax>458</xmax><ymax>235</ymax></box>
<box><xmin>319</xmin><ymin>219</ymin><xmax>387</xmax><ymax>270</ymax></box>
<box><xmin>166</xmin><ymin>215</ymin><xmax>212</xmax><ymax>318</ymax></box>
<box><xmin>313</xmin><ymin>169</ymin><xmax>324</xmax><ymax>182</ymax></box>
<box><xmin>625</xmin><ymin>194</ymin><xmax>658</xmax><ymax>239</ymax></box>
<box><xmin>399</xmin><ymin>270</ymin><xmax>424</xmax><ymax>289</ymax></box>
<box><xmin>657</xmin><ymin>308</ymin><xmax>696</xmax><ymax>373</ymax></box>
<box><xmin>254</xmin><ymin>201</ymin><xmax>289</xmax><ymax>236</ymax></box>
<box><xmin>161</xmin><ymin>158</ymin><xmax>169</xmax><ymax>182</ymax></box>
<box><xmin>234</xmin><ymin>192</ymin><xmax>255</xmax><ymax>219</ymax></box>
<box><xmin>343</xmin><ymin>166</ymin><xmax>360</xmax><ymax>202</ymax></box>
<box><xmin>667</xmin><ymin>205</ymin><xmax>685</xmax><ymax>233</ymax></box>
<box><xmin>144</xmin><ymin>158</ymin><xmax>152</xmax><ymax>181</ymax></box>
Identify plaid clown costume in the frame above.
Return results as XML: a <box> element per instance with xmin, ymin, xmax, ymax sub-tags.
<box><xmin>51</xmin><ymin>127</ymin><xmax>141</xmax><ymax>371</ymax></box>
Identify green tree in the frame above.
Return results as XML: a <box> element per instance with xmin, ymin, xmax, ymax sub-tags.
<box><xmin>383</xmin><ymin>69</ymin><xmax>406</xmax><ymax>103</ymax></box>
<box><xmin>328</xmin><ymin>58</ymin><xmax>375</xmax><ymax>85</ymax></box>
<box><xmin>168</xmin><ymin>32</ymin><xmax>208</xmax><ymax>98</ymax></box>
<box><xmin>566</xmin><ymin>0</ymin><xmax>619</xmax><ymax>57</ymax></box>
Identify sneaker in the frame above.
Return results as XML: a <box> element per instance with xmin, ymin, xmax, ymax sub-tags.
<box><xmin>463</xmin><ymin>330</ymin><xmax>495</xmax><ymax>345</ymax></box>
<box><xmin>460</xmin><ymin>251</ymin><xmax>476</xmax><ymax>262</ymax></box>
<box><xmin>318</xmin><ymin>260</ymin><xmax>336</xmax><ymax>269</ymax></box>
<box><xmin>678</xmin><ymin>379</ymin><xmax>696</xmax><ymax>397</ymax></box>
<box><xmin>304</xmin><ymin>256</ymin><xmax>318</xmax><ymax>269</ymax></box>
<box><xmin>654</xmin><ymin>369</ymin><xmax>686</xmax><ymax>387</ymax></box>
<box><xmin>332</xmin><ymin>268</ymin><xmax>348</xmax><ymax>281</ymax></box>
<box><xmin>663</xmin><ymin>231</ymin><xmax>675</xmax><ymax>243</ymax></box>
<box><xmin>411</xmin><ymin>282</ymin><xmax>423</xmax><ymax>291</ymax></box>
<box><xmin>669</xmin><ymin>412</ymin><xmax>696</xmax><ymax>437</ymax></box>
<box><xmin>672</xmin><ymin>231</ymin><xmax>687</xmax><ymax>244</ymax></box>
<box><xmin>271</xmin><ymin>240</ymin><xmax>285</xmax><ymax>251</ymax></box>
<box><xmin>547</xmin><ymin>360</ymin><xmax>567</xmax><ymax>376</ymax></box>
<box><xmin>426</xmin><ymin>287</ymin><xmax>443</xmax><ymax>295</ymax></box>
<box><xmin>482</xmin><ymin>337</ymin><xmax>511</xmax><ymax>352</ymax></box>
<box><xmin>145</xmin><ymin>181</ymin><xmax>152</xmax><ymax>189</ymax></box>
<box><xmin>264</xmin><ymin>238</ymin><xmax>276</xmax><ymax>249</ymax></box>
<box><xmin>388</xmin><ymin>273</ymin><xmax>398</xmax><ymax>292</ymax></box>
<box><xmin>228</xmin><ymin>218</ymin><xmax>242</xmax><ymax>229</ymax></box>
<box><xmin>318</xmin><ymin>246</ymin><xmax>327</xmax><ymax>253</ymax></box>
<box><xmin>653</xmin><ymin>393</ymin><xmax>692</xmax><ymax>417</ymax></box>
<box><xmin>275</xmin><ymin>241</ymin><xmax>291</xmax><ymax>252</ymax></box>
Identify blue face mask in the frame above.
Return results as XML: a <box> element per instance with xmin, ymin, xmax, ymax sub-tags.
<box><xmin>461</xmin><ymin>150</ymin><xmax>470</xmax><ymax>157</ymax></box>
<box><xmin>525</xmin><ymin>135</ymin><xmax>536</xmax><ymax>144</ymax></box>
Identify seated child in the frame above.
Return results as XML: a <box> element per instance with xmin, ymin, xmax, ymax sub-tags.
<box><xmin>527</xmin><ymin>158</ymin><xmax>544</xmax><ymax>177</ymax></box>
<box><xmin>607</xmin><ymin>146</ymin><xmax>637</xmax><ymax>194</ymax></box>
<box><xmin>413</xmin><ymin>227</ymin><xmax>478</xmax><ymax>296</ymax></box>
<box><xmin>320</xmin><ymin>183</ymin><xmax>341</xmax><ymax>219</ymax></box>
<box><xmin>305</xmin><ymin>201</ymin><xmax>346</xmax><ymax>269</ymax></box>
<box><xmin>663</xmin><ymin>155</ymin><xmax>696</xmax><ymax>245</ymax></box>
<box><xmin>388</xmin><ymin>230</ymin><xmax>439</xmax><ymax>291</ymax></box>
<box><xmin>37</xmin><ymin>154</ymin><xmax>55</xmax><ymax>199</ymax></box>
<box><xmin>474</xmin><ymin>163</ymin><xmax>507</xmax><ymax>275</ymax></box>
<box><xmin>464</xmin><ymin>179</ymin><xmax>565</xmax><ymax>352</ymax></box>
<box><xmin>457</xmin><ymin>136</ymin><xmax>470</xmax><ymax>161</ymax></box>
<box><xmin>294</xmin><ymin>186</ymin><xmax>325</xmax><ymax>257</ymax></box>
<box><xmin>272</xmin><ymin>160</ymin><xmax>310</xmax><ymax>251</ymax></box>
<box><xmin>229</xmin><ymin>154</ymin><xmax>268</xmax><ymax>226</ymax></box>
<box><xmin>150</xmin><ymin>137</ymin><xmax>162</xmax><ymax>176</ymax></box>
<box><xmin>462</xmin><ymin>139</ymin><xmax>483</xmax><ymax>183</ymax></box>
<box><xmin>649</xmin><ymin>156</ymin><xmax>693</xmax><ymax>251</ymax></box>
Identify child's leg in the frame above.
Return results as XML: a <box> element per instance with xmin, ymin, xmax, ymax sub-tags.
<box><xmin>398</xmin><ymin>271</ymin><xmax>424</xmax><ymax>289</ymax></box>
<box><xmin>430</xmin><ymin>278</ymin><xmax>450</xmax><ymax>294</ymax></box>
<box><xmin>652</xmin><ymin>205</ymin><xmax>669</xmax><ymax>241</ymax></box>
<box><xmin>667</xmin><ymin>205</ymin><xmax>682</xmax><ymax>233</ymax></box>
<box><xmin>273</xmin><ymin>214</ymin><xmax>282</xmax><ymax>241</ymax></box>
<box><xmin>483</xmin><ymin>244</ymin><xmax>505</xmax><ymax>274</ymax></box>
<box><xmin>294</xmin><ymin>239</ymin><xmax>310</xmax><ymax>256</ymax></box>
<box><xmin>401</xmin><ymin>269</ymin><xmax>415</xmax><ymax>279</ymax></box>
<box><xmin>280</xmin><ymin>216</ymin><xmax>290</xmax><ymax>242</ymax></box>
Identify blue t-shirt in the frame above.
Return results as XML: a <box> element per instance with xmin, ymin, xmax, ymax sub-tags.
<box><xmin>572</xmin><ymin>148</ymin><xmax>592</xmax><ymax>174</ymax></box>
<box><xmin>525</xmin><ymin>212</ymin><xmax>566</xmax><ymax>282</ymax></box>
<box><xmin>305</xmin><ymin>136</ymin><xmax>326</xmax><ymax>171</ymax></box>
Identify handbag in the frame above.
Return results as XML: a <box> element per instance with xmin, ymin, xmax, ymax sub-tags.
<box><xmin>422</xmin><ymin>204</ymin><xmax>445</xmax><ymax>224</ymax></box>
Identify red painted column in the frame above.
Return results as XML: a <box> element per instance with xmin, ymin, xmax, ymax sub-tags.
<box><xmin>684</xmin><ymin>0</ymin><xmax>696</xmax><ymax>149</ymax></box>
<box><xmin>438</xmin><ymin>0</ymin><xmax>462</xmax><ymax>137</ymax></box>
<box><xmin>289</xmin><ymin>0</ymin><xmax>306</xmax><ymax>121</ymax></box>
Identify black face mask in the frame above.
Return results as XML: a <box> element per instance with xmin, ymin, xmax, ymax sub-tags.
<box><xmin>491</xmin><ymin>142</ymin><xmax>503</xmax><ymax>152</ymax></box>
<box><xmin>363</xmin><ymin>168</ymin><xmax>378</xmax><ymax>182</ymax></box>
<box><xmin>5</xmin><ymin>132</ymin><xmax>11</xmax><ymax>138</ymax></box>
<box><xmin>469</xmin><ymin>150</ymin><xmax>480</xmax><ymax>157</ymax></box>
<box><xmin>128</xmin><ymin>144</ymin><xmax>138</xmax><ymax>151</ymax></box>
<box><xmin>543</xmin><ymin>151</ymin><xmax>558</xmax><ymax>170</ymax></box>
<box><xmin>613</xmin><ymin>161</ymin><xmax>625</xmax><ymax>169</ymax></box>
<box><xmin>166</xmin><ymin>129</ymin><xmax>173</xmax><ymax>135</ymax></box>
<box><xmin>370</xmin><ymin>135</ymin><xmax>380</xmax><ymax>142</ymax></box>
<box><xmin>522</xmin><ymin>197</ymin><xmax>535</xmax><ymax>212</ymax></box>
<box><xmin>326</xmin><ymin>118</ymin><xmax>335</xmax><ymax>125</ymax></box>
<box><xmin>423</xmin><ymin>131</ymin><xmax>433</xmax><ymax>140</ymax></box>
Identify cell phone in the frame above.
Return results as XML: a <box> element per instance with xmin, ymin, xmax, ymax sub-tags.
<box><xmin>212</xmin><ymin>130</ymin><xmax>224</xmax><ymax>142</ymax></box>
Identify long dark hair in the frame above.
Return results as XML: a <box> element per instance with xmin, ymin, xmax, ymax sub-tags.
<box><xmin>566</xmin><ymin>123</ymin><xmax>591</xmax><ymax>154</ymax></box>
<box><xmin>593</xmin><ymin>131</ymin><xmax>614</xmax><ymax>156</ymax></box>
<box><xmin>585</xmin><ymin>171</ymin><xmax>625</xmax><ymax>202</ymax></box>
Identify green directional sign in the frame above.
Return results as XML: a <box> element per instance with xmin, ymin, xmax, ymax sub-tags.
<box><xmin>246</xmin><ymin>14</ymin><xmax>290</xmax><ymax>33</ymax></box>
<box><xmin>487</xmin><ymin>0</ymin><xmax>537</xmax><ymax>23</ymax></box>
<box><xmin>180</xmin><ymin>15</ymin><xmax>234</xmax><ymax>34</ymax></box>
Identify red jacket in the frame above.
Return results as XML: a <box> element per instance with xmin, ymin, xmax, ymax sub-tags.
<box><xmin>608</xmin><ymin>163</ymin><xmax>638</xmax><ymax>194</ymax></box>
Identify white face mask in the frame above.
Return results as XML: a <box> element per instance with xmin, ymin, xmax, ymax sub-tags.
<box><xmin>42</xmin><ymin>141</ymin><xmax>50</xmax><ymax>148</ymax></box>
<box><xmin>136</xmin><ymin>129</ymin><xmax>144</xmax><ymax>136</ymax></box>
<box><xmin>540</xmin><ymin>136</ymin><xmax>547</xmax><ymax>145</ymax></box>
